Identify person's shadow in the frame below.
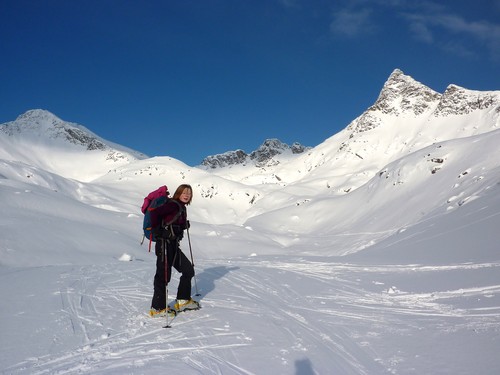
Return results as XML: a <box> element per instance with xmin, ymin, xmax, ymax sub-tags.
<box><xmin>193</xmin><ymin>265</ymin><xmax>239</xmax><ymax>299</ymax></box>
<box><xmin>295</xmin><ymin>358</ymin><xmax>316</xmax><ymax>375</ymax></box>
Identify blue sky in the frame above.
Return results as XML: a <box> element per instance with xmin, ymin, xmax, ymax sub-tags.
<box><xmin>1</xmin><ymin>0</ymin><xmax>499</xmax><ymax>166</ymax></box>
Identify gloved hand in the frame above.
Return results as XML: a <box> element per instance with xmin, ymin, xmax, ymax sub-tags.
<box><xmin>153</xmin><ymin>226</ymin><xmax>173</xmax><ymax>240</ymax></box>
<box><xmin>171</xmin><ymin>224</ymin><xmax>184</xmax><ymax>240</ymax></box>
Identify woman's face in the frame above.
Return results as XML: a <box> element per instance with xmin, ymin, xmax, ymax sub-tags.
<box><xmin>179</xmin><ymin>188</ymin><xmax>192</xmax><ymax>203</ymax></box>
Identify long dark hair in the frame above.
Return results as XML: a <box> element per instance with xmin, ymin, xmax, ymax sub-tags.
<box><xmin>172</xmin><ymin>184</ymin><xmax>193</xmax><ymax>205</ymax></box>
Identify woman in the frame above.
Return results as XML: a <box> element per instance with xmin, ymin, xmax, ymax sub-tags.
<box><xmin>149</xmin><ymin>184</ymin><xmax>199</xmax><ymax>316</ymax></box>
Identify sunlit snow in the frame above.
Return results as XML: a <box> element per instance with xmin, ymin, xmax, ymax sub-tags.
<box><xmin>1</xmin><ymin>71</ymin><xmax>499</xmax><ymax>374</ymax></box>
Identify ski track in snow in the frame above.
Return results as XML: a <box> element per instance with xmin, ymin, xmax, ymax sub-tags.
<box><xmin>3</xmin><ymin>257</ymin><xmax>500</xmax><ymax>375</ymax></box>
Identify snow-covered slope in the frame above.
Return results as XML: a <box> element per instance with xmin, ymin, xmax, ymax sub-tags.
<box><xmin>247</xmin><ymin>129</ymin><xmax>500</xmax><ymax>254</ymax></box>
<box><xmin>0</xmin><ymin>109</ymin><xmax>147</xmax><ymax>182</ymax></box>
<box><xmin>1</xmin><ymin>69</ymin><xmax>500</xmax><ymax>374</ymax></box>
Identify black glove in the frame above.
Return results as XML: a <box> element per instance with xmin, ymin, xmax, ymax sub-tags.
<box><xmin>153</xmin><ymin>226</ymin><xmax>173</xmax><ymax>240</ymax></box>
<box><xmin>171</xmin><ymin>225</ymin><xmax>184</xmax><ymax>240</ymax></box>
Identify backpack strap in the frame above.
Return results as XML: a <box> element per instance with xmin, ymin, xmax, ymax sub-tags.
<box><xmin>162</xmin><ymin>200</ymin><xmax>184</xmax><ymax>227</ymax></box>
<box><xmin>161</xmin><ymin>200</ymin><xmax>185</xmax><ymax>239</ymax></box>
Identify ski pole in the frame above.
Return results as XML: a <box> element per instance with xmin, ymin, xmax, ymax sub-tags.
<box><xmin>186</xmin><ymin>227</ymin><xmax>200</xmax><ymax>296</ymax></box>
<box><xmin>163</xmin><ymin>239</ymin><xmax>171</xmax><ymax>328</ymax></box>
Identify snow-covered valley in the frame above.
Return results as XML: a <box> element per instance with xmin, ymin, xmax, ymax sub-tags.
<box><xmin>1</xmin><ymin>70</ymin><xmax>500</xmax><ymax>374</ymax></box>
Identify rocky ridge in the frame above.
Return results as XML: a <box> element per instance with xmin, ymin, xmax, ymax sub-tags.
<box><xmin>348</xmin><ymin>69</ymin><xmax>500</xmax><ymax>135</ymax></box>
<box><xmin>1</xmin><ymin>109</ymin><xmax>146</xmax><ymax>159</ymax></box>
<box><xmin>0</xmin><ymin>109</ymin><xmax>147</xmax><ymax>181</ymax></box>
<box><xmin>201</xmin><ymin>139</ymin><xmax>310</xmax><ymax>169</ymax></box>
<box><xmin>4</xmin><ymin>110</ymin><xmax>110</xmax><ymax>151</ymax></box>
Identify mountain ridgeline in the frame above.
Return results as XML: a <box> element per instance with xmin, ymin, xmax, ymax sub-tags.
<box><xmin>1</xmin><ymin>68</ymin><xmax>499</xmax><ymax>207</ymax></box>
<box><xmin>200</xmin><ymin>139</ymin><xmax>311</xmax><ymax>169</ymax></box>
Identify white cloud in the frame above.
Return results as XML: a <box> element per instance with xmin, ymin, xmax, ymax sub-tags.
<box><xmin>330</xmin><ymin>8</ymin><xmax>374</xmax><ymax>37</ymax></box>
<box><xmin>407</xmin><ymin>12</ymin><xmax>500</xmax><ymax>60</ymax></box>
<box><xmin>408</xmin><ymin>20</ymin><xmax>433</xmax><ymax>44</ymax></box>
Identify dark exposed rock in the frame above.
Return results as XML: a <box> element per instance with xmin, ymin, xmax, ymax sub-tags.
<box><xmin>201</xmin><ymin>138</ymin><xmax>310</xmax><ymax>169</ymax></box>
<box><xmin>435</xmin><ymin>84</ymin><xmax>500</xmax><ymax>116</ymax></box>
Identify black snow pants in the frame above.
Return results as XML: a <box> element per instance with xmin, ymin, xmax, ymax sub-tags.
<box><xmin>151</xmin><ymin>238</ymin><xmax>194</xmax><ymax>310</ymax></box>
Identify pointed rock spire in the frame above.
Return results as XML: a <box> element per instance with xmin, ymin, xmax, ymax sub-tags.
<box><xmin>370</xmin><ymin>69</ymin><xmax>441</xmax><ymax>116</ymax></box>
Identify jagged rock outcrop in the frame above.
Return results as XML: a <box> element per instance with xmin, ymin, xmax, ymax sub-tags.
<box><xmin>371</xmin><ymin>69</ymin><xmax>441</xmax><ymax>116</ymax></box>
<box><xmin>201</xmin><ymin>150</ymin><xmax>248</xmax><ymax>169</ymax></box>
<box><xmin>249</xmin><ymin>139</ymin><xmax>289</xmax><ymax>163</ymax></box>
<box><xmin>201</xmin><ymin>138</ymin><xmax>310</xmax><ymax>169</ymax></box>
<box><xmin>346</xmin><ymin>69</ymin><xmax>500</xmax><ymax>137</ymax></box>
<box><xmin>348</xmin><ymin>69</ymin><xmax>441</xmax><ymax>134</ymax></box>
<box><xmin>434</xmin><ymin>84</ymin><xmax>500</xmax><ymax>116</ymax></box>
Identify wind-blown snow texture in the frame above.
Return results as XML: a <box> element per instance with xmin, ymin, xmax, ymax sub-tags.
<box><xmin>1</xmin><ymin>69</ymin><xmax>499</xmax><ymax>374</ymax></box>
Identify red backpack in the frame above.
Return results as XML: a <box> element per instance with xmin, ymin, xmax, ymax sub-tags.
<box><xmin>141</xmin><ymin>185</ymin><xmax>169</xmax><ymax>252</ymax></box>
<box><xmin>141</xmin><ymin>185</ymin><xmax>169</xmax><ymax>214</ymax></box>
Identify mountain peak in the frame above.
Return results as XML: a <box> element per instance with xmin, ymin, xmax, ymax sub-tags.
<box><xmin>346</xmin><ymin>69</ymin><xmax>441</xmax><ymax>134</ymax></box>
<box><xmin>0</xmin><ymin>109</ymin><xmax>147</xmax><ymax>181</ymax></box>
<box><xmin>2</xmin><ymin>109</ymin><xmax>107</xmax><ymax>151</ymax></box>
<box><xmin>371</xmin><ymin>69</ymin><xmax>441</xmax><ymax>116</ymax></box>
<box><xmin>16</xmin><ymin>109</ymin><xmax>62</xmax><ymax>123</ymax></box>
<box><xmin>2</xmin><ymin>109</ymin><xmax>64</xmax><ymax>136</ymax></box>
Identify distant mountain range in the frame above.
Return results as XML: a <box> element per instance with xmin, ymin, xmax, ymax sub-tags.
<box><xmin>1</xmin><ymin>68</ymin><xmax>499</xmax><ymax>214</ymax></box>
<box><xmin>0</xmin><ymin>109</ymin><xmax>311</xmax><ymax>176</ymax></box>
<box><xmin>2</xmin><ymin>68</ymin><xmax>498</xmax><ymax>185</ymax></box>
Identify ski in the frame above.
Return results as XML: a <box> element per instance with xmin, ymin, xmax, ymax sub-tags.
<box><xmin>174</xmin><ymin>306</ymin><xmax>202</xmax><ymax>314</ymax></box>
<box><xmin>169</xmin><ymin>303</ymin><xmax>202</xmax><ymax>315</ymax></box>
<box><xmin>168</xmin><ymin>299</ymin><xmax>201</xmax><ymax>314</ymax></box>
<box><xmin>162</xmin><ymin>305</ymin><xmax>201</xmax><ymax>328</ymax></box>
<box><xmin>149</xmin><ymin>301</ymin><xmax>201</xmax><ymax>329</ymax></box>
<box><xmin>149</xmin><ymin>305</ymin><xmax>202</xmax><ymax>318</ymax></box>
<box><xmin>149</xmin><ymin>308</ymin><xmax>177</xmax><ymax>318</ymax></box>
